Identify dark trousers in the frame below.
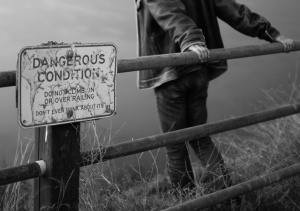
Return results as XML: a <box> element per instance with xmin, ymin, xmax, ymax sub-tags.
<box><xmin>154</xmin><ymin>68</ymin><xmax>226</xmax><ymax>190</ymax></box>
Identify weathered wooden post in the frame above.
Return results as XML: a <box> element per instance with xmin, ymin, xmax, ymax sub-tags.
<box><xmin>34</xmin><ymin>124</ymin><xmax>80</xmax><ymax>210</ymax></box>
<box><xmin>16</xmin><ymin>42</ymin><xmax>117</xmax><ymax>210</ymax></box>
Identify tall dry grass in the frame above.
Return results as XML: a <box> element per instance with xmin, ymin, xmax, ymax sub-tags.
<box><xmin>0</xmin><ymin>128</ymin><xmax>34</xmax><ymax>211</ymax></box>
<box><xmin>77</xmin><ymin>110</ymin><xmax>300</xmax><ymax>210</ymax></box>
<box><xmin>78</xmin><ymin>54</ymin><xmax>300</xmax><ymax>210</ymax></box>
<box><xmin>215</xmin><ymin>111</ymin><xmax>300</xmax><ymax>210</ymax></box>
<box><xmin>214</xmin><ymin>55</ymin><xmax>300</xmax><ymax>210</ymax></box>
<box><xmin>79</xmin><ymin>120</ymin><xmax>179</xmax><ymax>211</ymax></box>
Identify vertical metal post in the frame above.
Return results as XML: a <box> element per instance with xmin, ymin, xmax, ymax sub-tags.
<box><xmin>34</xmin><ymin>123</ymin><xmax>80</xmax><ymax>211</ymax></box>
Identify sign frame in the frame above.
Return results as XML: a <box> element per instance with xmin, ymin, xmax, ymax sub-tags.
<box><xmin>17</xmin><ymin>43</ymin><xmax>117</xmax><ymax>128</ymax></box>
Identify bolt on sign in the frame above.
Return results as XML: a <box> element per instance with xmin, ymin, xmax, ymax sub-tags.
<box><xmin>17</xmin><ymin>43</ymin><xmax>117</xmax><ymax>128</ymax></box>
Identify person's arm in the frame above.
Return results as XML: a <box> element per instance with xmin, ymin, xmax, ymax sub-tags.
<box><xmin>144</xmin><ymin>0</ymin><xmax>205</xmax><ymax>52</ymax></box>
<box><xmin>144</xmin><ymin>0</ymin><xmax>210</xmax><ymax>61</ymax></box>
<box><xmin>214</xmin><ymin>0</ymin><xmax>293</xmax><ymax>51</ymax></box>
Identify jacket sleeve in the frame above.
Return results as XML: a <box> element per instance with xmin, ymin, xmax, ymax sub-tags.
<box><xmin>144</xmin><ymin>0</ymin><xmax>206</xmax><ymax>51</ymax></box>
<box><xmin>214</xmin><ymin>0</ymin><xmax>280</xmax><ymax>42</ymax></box>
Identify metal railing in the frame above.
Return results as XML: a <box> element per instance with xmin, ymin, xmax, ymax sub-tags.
<box><xmin>1</xmin><ymin>41</ymin><xmax>300</xmax><ymax>87</ymax></box>
<box><xmin>1</xmin><ymin>41</ymin><xmax>300</xmax><ymax>210</ymax></box>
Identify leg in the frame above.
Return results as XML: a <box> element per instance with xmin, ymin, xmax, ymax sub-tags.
<box><xmin>185</xmin><ymin>69</ymin><xmax>228</xmax><ymax>187</ymax></box>
<box><xmin>154</xmin><ymin>77</ymin><xmax>195</xmax><ymax>190</ymax></box>
<box><xmin>189</xmin><ymin>137</ymin><xmax>225</xmax><ymax>184</ymax></box>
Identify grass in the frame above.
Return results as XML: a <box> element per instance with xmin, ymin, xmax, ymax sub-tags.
<box><xmin>77</xmin><ymin>113</ymin><xmax>300</xmax><ymax>211</ymax></box>
<box><xmin>77</xmin><ymin>103</ymin><xmax>300</xmax><ymax>210</ymax></box>
<box><xmin>214</xmin><ymin>114</ymin><xmax>300</xmax><ymax>210</ymax></box>
<box><xmin>213</xmin><ymin>82</ymin><xmax>300</xmax><ymax>210</ymax></box>
<box><xmin>78</xmin><ymin>56</ymin><xmax>300</xmax><ymax>210</ymax></box>
<box><xmin>0</xmin><ymin>128</ymin><xmax>34</xmax><ymax>211</ymax></box>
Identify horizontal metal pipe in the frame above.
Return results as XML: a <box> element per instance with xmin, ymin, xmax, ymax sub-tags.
<box><xmin>118</xmin><ymin>41</ymin><xmax>300</xmax><ymax>73</ymax></box>
<box><xmin>1</xmin><ymin>41</ymin><xmax>300</xmax><ymax>88</ymax></box>
<box><xmin>163</xmin><ymin>162</ymin><xmax>300</xmax><ymax>211</ymax></box>
<box><xmin>79</xmin><ymin>103</ymin><xmax>300</xmax><ymax>167</ymax></box>
<box><xmin>0</xmin><ymin>160</ymin><xmax>46</xmax><ymax>186</ymax></box>
<box><xmin>3</xmin><ymin>102</ymin><xmax>299</xmax><ymax>185</ymax></box>
<box><xmin>4</xmin><ymin>103</ymin><xmax>299</xmax><ymax>184</ymax></box>
<box><xmin>0</xmin><ymin>70</ymin><xmax>16</xmax><ymax>88</ymax></box>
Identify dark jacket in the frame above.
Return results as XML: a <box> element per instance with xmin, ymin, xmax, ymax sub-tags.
<box><xmin>136</xmin><ymin>0</ymin><xmax>280</xmax><ymax>89</ymax></box>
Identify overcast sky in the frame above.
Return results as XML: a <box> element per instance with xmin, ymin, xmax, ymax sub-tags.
<box><xmin>0</xmin><ymin>0</ymin><xmax>299</xmax><ymax>165</ymax></box>
<box><xmin>0</xmin><ymin>0</ymin><xmax>138</xmax><ymax>162</ymax></box>
<box><xmin>0</xmin><ymin>0</ymin><xmax>137</xmax><ymax>69</ymax></box>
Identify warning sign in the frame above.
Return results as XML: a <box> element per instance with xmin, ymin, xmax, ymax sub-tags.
<box><xmin>18</xmin><ymin>43</ymin><xmax>117</xmax><ymax>128</ymax></box>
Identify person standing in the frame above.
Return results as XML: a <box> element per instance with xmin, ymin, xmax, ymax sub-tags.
<box><xmin>135</xmin><ymin>0</ymin><xmax>294</xmax><ymax>194</ymax></box>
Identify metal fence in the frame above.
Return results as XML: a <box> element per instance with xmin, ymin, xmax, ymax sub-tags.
<box><xmin>1</xmin><ymin>41</ymin><xmax>300</xmax><ymax>210</ymax></box>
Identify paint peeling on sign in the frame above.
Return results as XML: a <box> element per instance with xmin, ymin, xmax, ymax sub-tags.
<box><xmin>18</xmin><ymin>43</ymin><xmax>117</xmax><ymax>128</ymax></box>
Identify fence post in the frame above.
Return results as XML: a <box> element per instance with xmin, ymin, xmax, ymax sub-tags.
<box><xmin>34</xmin><ymin>123</ymin><xmax>80</xmax><ymax>211</ymax></box>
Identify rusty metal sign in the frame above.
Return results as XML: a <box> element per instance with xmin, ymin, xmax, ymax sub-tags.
<box><xmin>18</xmin><ymin>43</ymin><xmax>117</xmax><ymax>128</ymax></box>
